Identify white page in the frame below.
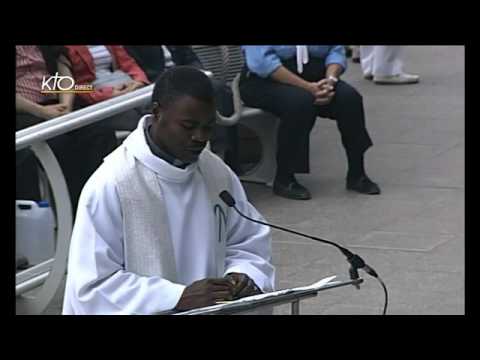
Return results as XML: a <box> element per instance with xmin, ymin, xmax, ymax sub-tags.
<box><xmin>290</xmin><ymin>275</ymin><xmax>338</xmax><ymax>291</ymax></box>
<box><xmin>215</xmin><ymin>275</ymin><xmax>338</xmax><ymax>305</ymax></box>
<box><xmin>174</xmin><ymin>275</ymin><xmax>339</xmax><ymax>314</ymax></box>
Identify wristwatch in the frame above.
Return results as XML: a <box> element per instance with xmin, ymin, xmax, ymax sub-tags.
<box><xmin>327</xmin><ymin>75</ymin><xmax>339</xmax><ymax>84</ymax></box>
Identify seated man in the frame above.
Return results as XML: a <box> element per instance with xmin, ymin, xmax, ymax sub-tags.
<box><xmin>63</xmin><ymin>66</ymin><xmax>275</xmax><ymax>315</ymax></box>
<box><xmin>239</xmin><ymin>45</ymin><xmax>381</xmax><ymax>200</ymax></box>
<box><xmin>124</xmin><ymin>45</ymin><xmax>238</xmax><ymax>171</ymax></box>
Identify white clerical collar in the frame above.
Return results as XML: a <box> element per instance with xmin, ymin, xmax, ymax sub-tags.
<box><xmin>142</xmin><ymin>115</ymin><xmax>189</xmax><ymax>168</ymax></box>
<box><xmin>123</xmin><ymin>115</ymin><xmax>198</xmax><ymax>183</ymax></box>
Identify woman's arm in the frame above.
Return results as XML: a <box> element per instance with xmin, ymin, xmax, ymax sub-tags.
<box><xmin>113</xmin><ymin>46</ymin><xmax>149</xmax><ymax>84</ymax></box>
<box><xmin>16</xmin><ymin>94</ymin><xmax>43</xmax><ymax>117</ymax></box>
<box><xmin>16</xmin><ymin>94</ymin><xmax>68</xmax><ymax>120</ymax></box>
<box><xmin>57</xmin><ymin>55</ymin><xmax>75</xmax><ymax>111</ymax></box>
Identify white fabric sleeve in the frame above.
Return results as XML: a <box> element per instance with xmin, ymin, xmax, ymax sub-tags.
<box><xmin>223</xmin><ymin>168</ymin><xmax>275</xmax><ymax>292</ymax></box>
<box><xmin>63</xmin><ymin>171</ymin><xmax>185</xmax><ymax>315</ymax></box>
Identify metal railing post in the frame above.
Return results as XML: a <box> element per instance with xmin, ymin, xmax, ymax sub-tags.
<box><xmin>291</xmin><ymin>300</ymin><xmax>300</xmax><ymax>315</ymax></box>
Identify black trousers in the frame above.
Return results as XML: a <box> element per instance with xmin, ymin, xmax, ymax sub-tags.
<box><xmin>239</xmin><ymin>58</ymin><xmax>372</xmax><ymax>176</ymax></box>
<box><xmin>16</xmin><ymin>112</ymin><xmax>117</xmax><ymax>210</ymax></box>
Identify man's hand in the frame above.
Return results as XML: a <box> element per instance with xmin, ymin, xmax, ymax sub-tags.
<box><xmin>225</xmin><ymin>272</ymin><xmax>262</xmax><ymax>299</ymax></box>
<box><xmin>175</xmin><ymin>278</ymin><xmax>235</xmax><ymax>311</ymax></box>
<box><xmin>36</xmin><ymin>103</ymin><xmax>70</xmax><ymax>120</ymax></box>
<box><xmin>313</xmin><ymin>79</ymin><xmax>335</xmax><ymax>106</ymax></box>
<box><xmin>304</xmin><ymin>81</ymin><xmax>323</xmax><ymax>97</ymax></box>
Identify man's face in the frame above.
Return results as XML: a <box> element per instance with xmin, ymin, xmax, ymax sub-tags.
<box><xmin>151</xmin><ymin>95</ymin><xmax>216</xmax><ymax>163</ymax></box>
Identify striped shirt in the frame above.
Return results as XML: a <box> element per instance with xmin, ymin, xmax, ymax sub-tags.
<box><xmin>88</xmin><ymin>45</ymin><xmax>113</xmax><ymax>73</ymax></box>
<box><xmin>16</xmin><ymin>45</ymin><xmax>53</xmax><ymax>103</ymax></box>
<box><xmin>87</xmin><ymin>45</ymin><xmax>132</xmax><ymax>87</ymax></box>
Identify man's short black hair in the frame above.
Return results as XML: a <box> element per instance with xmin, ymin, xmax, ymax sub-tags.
<box><xmin>151</xmin><ymin>66</ymin><xmax>214</xmax><ymax>109</ymax></box>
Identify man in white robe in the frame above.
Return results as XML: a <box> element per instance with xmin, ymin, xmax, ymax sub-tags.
<box><xmin>360</xmin><ymin>46</ymin><xmax>420</xmax><ymax>84</ymax></box>
<box><xmin>62</xmin><ymin>66</ymin><xmax>275</xmax><ymax>315</ymax></box>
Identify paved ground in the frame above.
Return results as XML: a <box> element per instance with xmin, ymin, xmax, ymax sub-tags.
<box><xmin>19</xmin><ymin>46</ymin><xmax>465</xmax><ymax>315</ymax></box>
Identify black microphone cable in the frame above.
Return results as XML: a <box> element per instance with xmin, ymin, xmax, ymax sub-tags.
<box><xmin>219</xmin><ymin>190</ymin><xmax>388</xmax><ymax>315</ymax></box>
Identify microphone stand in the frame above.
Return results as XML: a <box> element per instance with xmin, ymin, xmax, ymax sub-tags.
<box><xmin>219</xmin><ymin>191</ymin><xmax>389</xmax><ymax>315</ymax></box>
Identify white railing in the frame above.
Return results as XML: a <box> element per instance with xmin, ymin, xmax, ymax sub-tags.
<box><xmin>16</xmin><ymin>84</ymin><xmax>154</xmax><ymax>151</ymax></box>
<box><xmin>15</xmin><ymin>84</ymin><xmax>158</xmax><ymax>314</ymax></box>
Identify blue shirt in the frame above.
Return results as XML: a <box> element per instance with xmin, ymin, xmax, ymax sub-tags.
<box><xmin>242</xmin><ymin>45</ymin><xmax>347</xmax><ymax>78</ymax></box>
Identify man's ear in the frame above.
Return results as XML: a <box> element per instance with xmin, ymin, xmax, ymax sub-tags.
<box><xmin>152</xmin><ymin>102</ymin><xmax>163</xmax><ymax>121</ymax></box>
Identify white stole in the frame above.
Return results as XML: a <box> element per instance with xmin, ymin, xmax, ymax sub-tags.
<box><xmin>106</xmin><ymin>125</ymin><xmax>232</xmax><ymax>283</ymax></box>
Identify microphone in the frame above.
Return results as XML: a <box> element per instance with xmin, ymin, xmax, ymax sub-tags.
<box><xmin>219</xmin><ymin>190</ymin><xmax>389</xmax><ymax>315</ymax></box>
<box><xmin>219</xmin><ymin>190</ymin><xmax>378</xmax><ymax>281</ymax></box>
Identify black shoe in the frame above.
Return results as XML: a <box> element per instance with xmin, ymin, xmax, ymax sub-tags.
<box><xmin>346</xmin><ymin>175</ymin><xmax>381</xmax><ymax>195</ymax></box>
<box><xmin>273</xmin><ymin>179</ymin><xmax>311</xmax><ymax>200</ymax></box>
